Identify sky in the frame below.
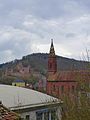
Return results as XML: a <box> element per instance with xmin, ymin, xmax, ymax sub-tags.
<box><xmin>0</xmin><ymin>0</ymin><xmax>90</xmax><ymax>64</ymax></box>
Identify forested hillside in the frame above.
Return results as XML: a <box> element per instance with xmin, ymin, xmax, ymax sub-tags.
<box><xmin>0</xmin><ymin>53</ymin><xmax>89</xmax><ymax>72</ymax></box>
<box><xmin>0</xmin><ymin>53</ymin><xmax>89</xmax><ymax>85</ymax></box>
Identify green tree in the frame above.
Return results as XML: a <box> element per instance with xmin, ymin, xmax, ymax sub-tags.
<box><xmin>62</xmin><ymin>50</ymin><xmax>90</xmax><ymax>120</ymax></box>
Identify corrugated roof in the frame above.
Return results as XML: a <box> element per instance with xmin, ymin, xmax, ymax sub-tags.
<box><xmin>0</xmin><ymin>84</ymin><xmax>59</xmax><ymax>110</ymax></box>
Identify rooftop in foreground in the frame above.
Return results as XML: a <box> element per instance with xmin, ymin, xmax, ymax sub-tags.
<box><xmin>0</xmin><ymin>84</ymin><xmax>61</xmax><ymax>110</ymax></box>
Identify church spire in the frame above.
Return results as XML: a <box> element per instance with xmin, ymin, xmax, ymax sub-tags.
<box><xmin>48</xmin><ymin>39</ymin><xmax>57</xmax><ymax>74</ymax></box>
<box><xmin>51</xmin><ymin>39</ymin><xmax>54</xmax><ymax>47</ymax></box>
<box><xmin>49</xmin><ymin>39</ymin><xmax>55</xmax><ymax>56</ymax></box>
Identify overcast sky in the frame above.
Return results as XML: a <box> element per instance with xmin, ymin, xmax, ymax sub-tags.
<box><xmin>0</xmin><ymin>0</ymin><xmax>90</xmax><ymax>63</ymax></box>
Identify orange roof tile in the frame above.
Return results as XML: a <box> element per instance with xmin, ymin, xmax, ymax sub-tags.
<box><xmin>0</xmin><ymin>102</ymin><xmax>20</xmax><ymax>120</ymax></box>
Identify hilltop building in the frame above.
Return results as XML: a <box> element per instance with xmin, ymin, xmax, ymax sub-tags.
<box><xmin>47</xmin><ymin>39</ymin><xmax>90</xmax><ymax>98</ymax></box>
<box><xmin>4</xmin><ymin>62</ymin><xmax>31</xmax><ymax>78</ymax></box>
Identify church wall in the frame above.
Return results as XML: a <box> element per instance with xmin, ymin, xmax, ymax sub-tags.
<box><xmin>47</xmin><ymin>81</ymin><xmax>77</xmax><ymax>98</ymax></box>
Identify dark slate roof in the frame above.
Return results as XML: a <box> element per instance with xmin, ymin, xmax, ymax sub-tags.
<box><xmin>13</xmin><ymin>79</ymin><xmax>25</xmax><ymax>83</ymax></box>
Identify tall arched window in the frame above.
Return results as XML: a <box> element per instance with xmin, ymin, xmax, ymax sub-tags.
<box><xmin>61</xmin><ymin>85</ymin><xmax>64</xmax><ymax>93</ymax></box>
<box><xmin>49</xmin><ymin>63</ymin><xmax>52</xmax><ymax>69</ymax></box>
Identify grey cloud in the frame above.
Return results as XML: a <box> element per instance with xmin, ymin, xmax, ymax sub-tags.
<box><xmin>65</xmin><ymin>33</ymin><xmax>76</xmax><ymax>38</ymax></box>
<box><xmin>0</xmin><ymin>27</ymin><xmax>32</xmax><ymax>62</ymax></box>
<box><xmin>0</xmin><ymin>0</ymin><xmax>89</xmax><ymax>28</ymax></box>
<box><xmin>0</xmin><ymin>0</ymin><xmax>90</xmax><ymax>63</ymax></box>
<box><xmin>0</xmin><ymin>0</ymin><xmax>89</xmax><ymax>20</ymax></box>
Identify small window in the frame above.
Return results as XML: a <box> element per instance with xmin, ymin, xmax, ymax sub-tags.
<box><xmin>49</xmin><ymin>63</ymin><xmax>52</xmax><ymax>69</ymax></box>
<box><xmin>57</xmin><ymin>87</ymin><xmax>59</xmax><ymax>95</ymax></box>
<box><xmin>53</xmin><ymin>85</ymin><xmax>56</xmax><ymax>91</ymax></box>
<box><xmin>51</xmin><ymin>110</ymin><xmax>56</xmax><ymax>120</ymax></box>
<box><xmin>72</xmin><ymin>86</ymin><xmax>75</xmax><ymax>93</ymax></box>
<box><xmin>44</xmin><ymin>112</ymin><xmax>49</xmax><ymax>120</ymax></box>
<box><xmin>36</xmin><ymin>112</ymin><xmax>42</xmax><ymax>120</ymax></box>
<box><xmin>26</xmin><ymin>115</ymin><xmax>30</xmax><ymax>120</ymax></box>
<box><xmin>61</xmin><ymin>86</ymin><xmax>64</xmax><ymax>93</ymax></box>
<box><xmin>68</xmin><ymin>86</ymin><xmax>70</xmax><ymax>92</ymax></box>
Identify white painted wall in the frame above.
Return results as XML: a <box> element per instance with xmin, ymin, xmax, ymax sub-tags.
<box><xmin>20</xmin><ymin>111</ymin><xmax>36</xmax><ymax>120</ymax></box>
<box><xmin>19</xmin><ymin>107</ymin><xmax>62</xmax><ymax>120</ymax></box>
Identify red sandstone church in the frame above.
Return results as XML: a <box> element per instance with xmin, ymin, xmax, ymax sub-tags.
<box><xmin>46</xmin><ymin>39</ymin><xmax>90</xmax><ymax>98</ymax></box>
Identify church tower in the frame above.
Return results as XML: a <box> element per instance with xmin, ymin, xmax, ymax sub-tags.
<box><xmin>48</xmin><ymin>39</ymin><xmax>57</xmax><ymax>74</ymax></box>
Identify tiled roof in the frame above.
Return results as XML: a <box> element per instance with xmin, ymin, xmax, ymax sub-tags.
<box><xmin>48</xmin><ymin>70</ymin><xmax>90</xmax><ymax>82</ymax></box>
<box><xmin>0</xmin><ymin>102</ymin><xmax>19</xmax><ymax>120</ymax></box>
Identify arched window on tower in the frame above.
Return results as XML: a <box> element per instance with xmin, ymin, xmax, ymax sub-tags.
<box><xmin>49</xmin><ymin>63</ymin><xmax>52</xmax><ymax>69</ymax></box>
<box><xmin>72</xmin><ymin>86</ymin><xmax>75</xmax><ymax>93</ymax></box>
<box><xmin>53</xmin><ymin>84</ymin><xmax>56</xmax><ymax>91</ymax></box>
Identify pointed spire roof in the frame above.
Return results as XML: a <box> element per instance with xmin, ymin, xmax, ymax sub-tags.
<box><xmin>51</xmin><ymin>39</ymin><xmax>54</xmax><ymax>47</ymax></box>
<box><xmin>49</xmin><ymin>39</ymin><xmax>55</xmax><ymax>56</ymax></box>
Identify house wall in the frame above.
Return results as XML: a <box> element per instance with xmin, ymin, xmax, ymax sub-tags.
<box><xmin>15</xmin><ymin>106</ymin><xmax>62</xmax><ymax>120</ymax></box>
<box><xmin>12</xmin><ymin>82</ymin><xmax>25</xmax><ymax>87</ymax></box>
<box><xmin>20</xmin><ymin>111</ymin><xmax>36</xmax><ymax>120</ymax></box>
